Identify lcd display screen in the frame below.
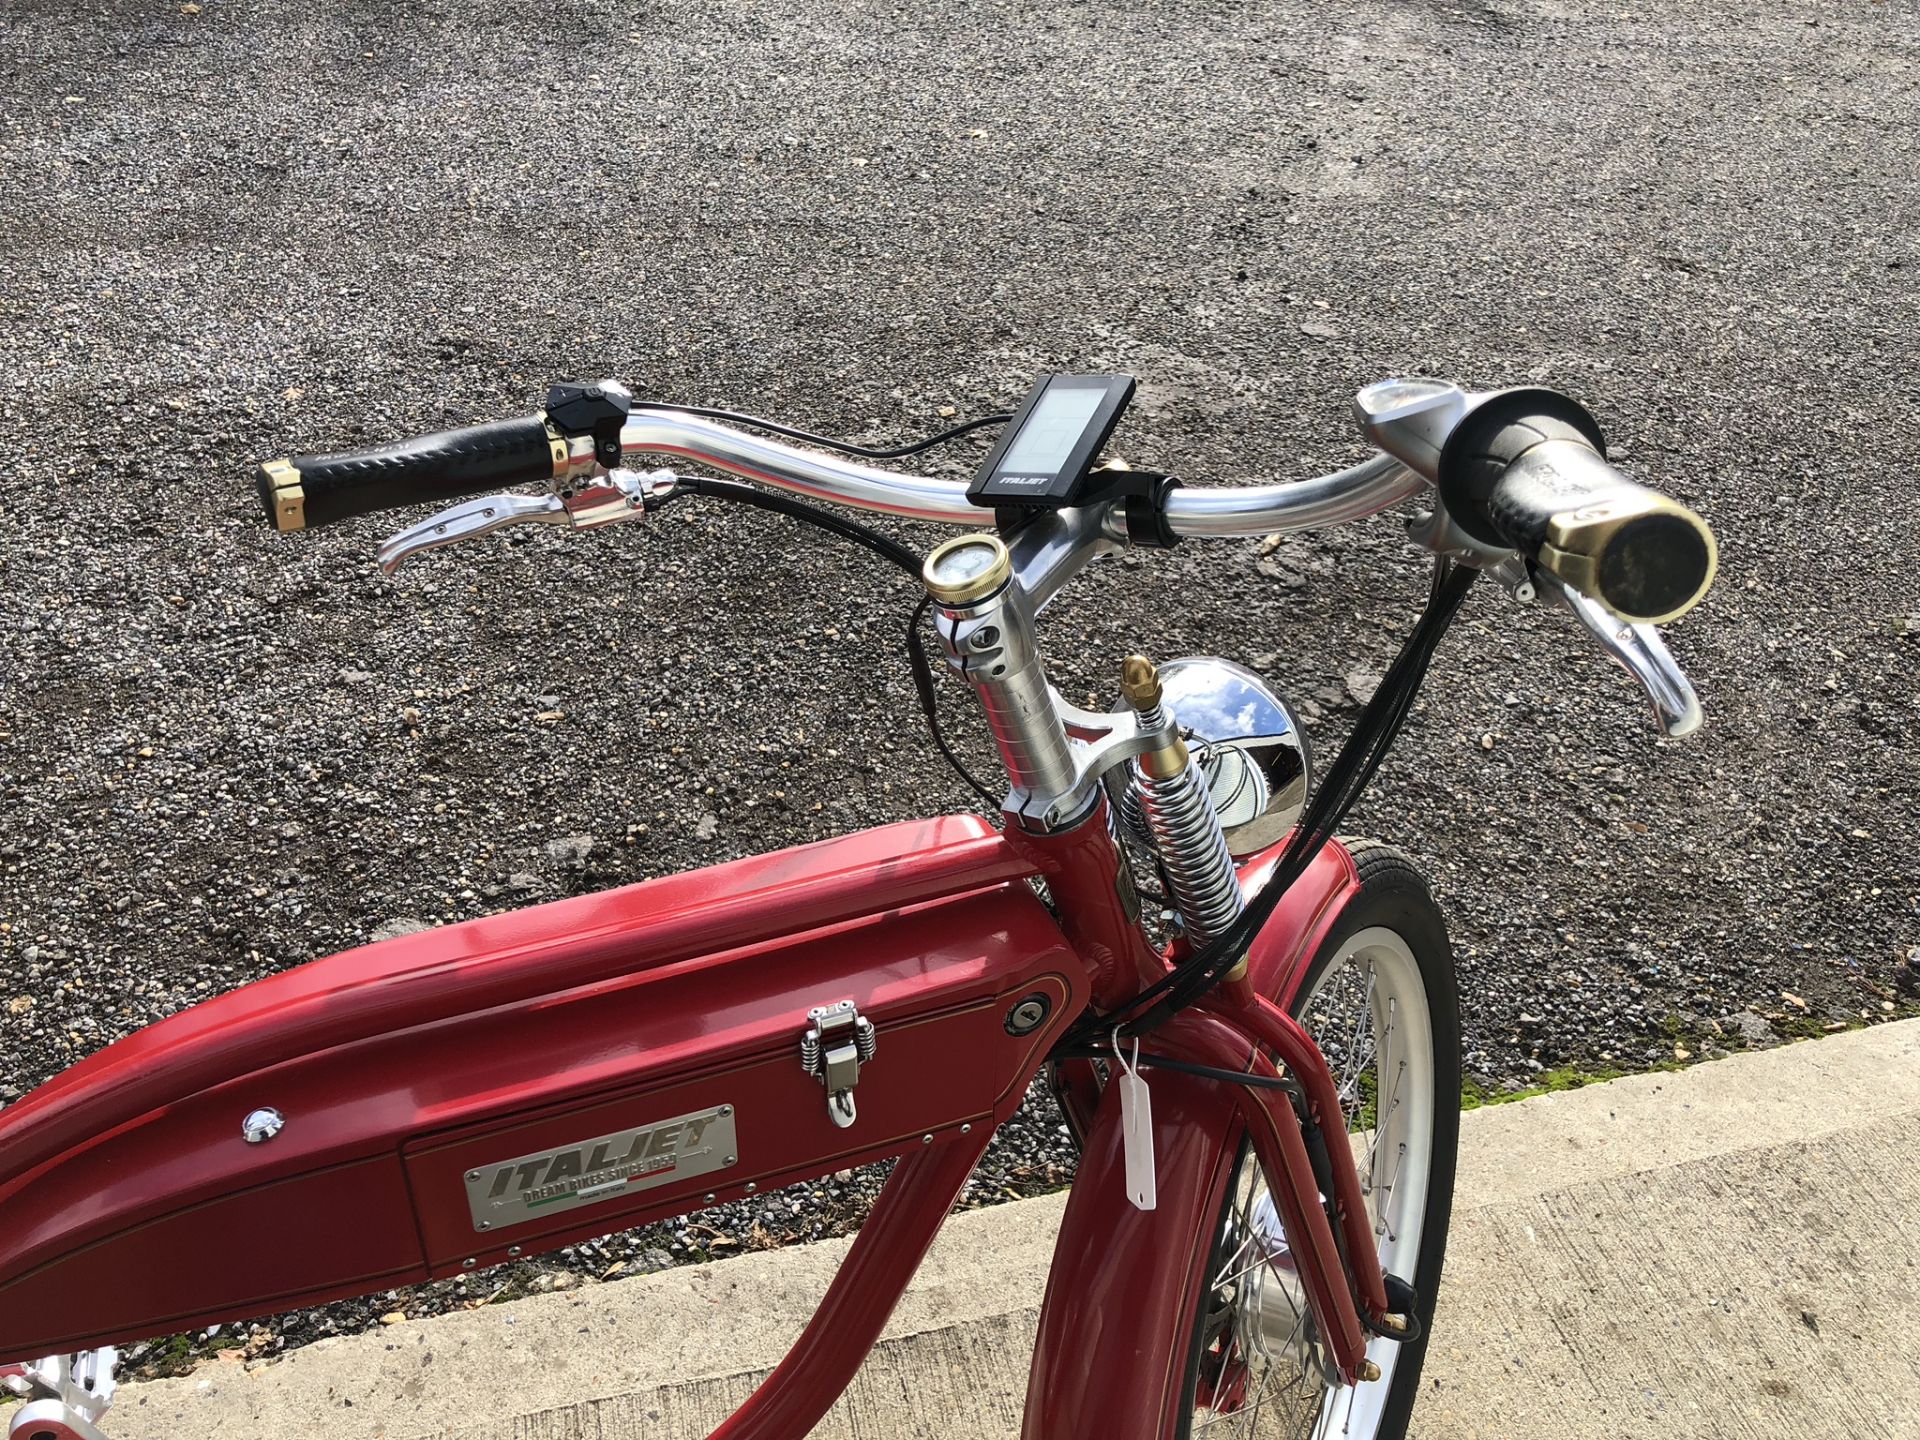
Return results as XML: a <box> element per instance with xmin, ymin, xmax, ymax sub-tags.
<box><xmin>997</xmin><ymin>385</ymin><xmax>1107</xmax><ymax>476</ymax></box>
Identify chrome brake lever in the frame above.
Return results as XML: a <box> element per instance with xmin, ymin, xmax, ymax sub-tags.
<box><xmin>1535</xmin><ymin>570</ymin><xmax>1703</xmax><ymax>739</ymax></box>
<box><xmin>377</xmin><ymin>492</ymin><xmax>568</xmax><ymax>573</ymax></box>
<box><xmin>377</xmin><ymin>468</ymin><xmax>678</xmax><ymax>574</ymax></box>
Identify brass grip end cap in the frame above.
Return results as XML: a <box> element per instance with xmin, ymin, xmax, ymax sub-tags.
<box><xmin>1541</xmin><ymin>494</ymin><xmax>1718</xmax><ymax>625</ymax></box>
<box><xmin>543</xmin><ymin>415</ymin><xmax>570</xmax><ymax>477</ymax></box>
<box><xmin>258</xmin><ymin>458</ymin><xmax>306</xmax><ymax>533</ymax></box>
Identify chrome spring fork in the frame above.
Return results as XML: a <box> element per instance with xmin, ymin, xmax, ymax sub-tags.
<box><xmin>1120</xmin><ymin>656</ymin><xmax>1245</xmax><ymax>944</ymax></box>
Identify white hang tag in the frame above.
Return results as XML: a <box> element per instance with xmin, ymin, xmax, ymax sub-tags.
<box><xmin>1116</xmin><ymin>1034</ymin><xmax>1156</xmax><ymax>1211</ymax></box>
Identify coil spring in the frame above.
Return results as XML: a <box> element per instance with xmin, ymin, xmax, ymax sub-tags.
<box><xmin>1130</xmin><ymin>739</ymin><xmax>1245</xmax><ymax>945</ymax></box>
<box><xmin>799</xmin><ymin>1016</ymin><xmax>876</xmax><ymax>1080</ymax></box>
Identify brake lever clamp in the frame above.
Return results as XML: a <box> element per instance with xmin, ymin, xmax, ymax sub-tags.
<box><xmin>376</xmin><ymin>468</ymin><xmax>679</xmax><ymax>573</ymax></box>
<box><xmin>1406</xmin><ymin>505</ymin><xmax>1517</xmax><ymax>571</ymax></box>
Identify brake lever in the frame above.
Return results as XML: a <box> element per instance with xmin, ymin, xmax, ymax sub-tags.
<box><xmin>1534</xmin><ymin>570</ymin><xmax>1703</xmax><ymax>739</ymax></box>
<box><xmin>376</xmin><ymin>468</ymin><xmax>678</xmax><ymax>574</ymax></box>
<box><xmin>377</xmin><ymin>493</ymin><xmax>568</xmax><ymax>573</ymax></box>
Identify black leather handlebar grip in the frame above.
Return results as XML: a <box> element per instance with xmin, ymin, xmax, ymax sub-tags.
<box><xmin>256</xmin><ymin>414</ymin><xmax>555</xmax><ymax>532</ymax></box>
<box><xmin>1436</xmin><ymin>388</ymin><xmax>1717</xmax><ymax>624</ymax></box>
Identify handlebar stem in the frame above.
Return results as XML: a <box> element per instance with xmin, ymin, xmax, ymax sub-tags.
<box><xmin>1005</xmin><ymin>503</ymin><xmax>1128</xmax><ymax>614</ymax></box>
<box><xmin>929</xmin><ymin>569</ymin><xmax>1091</xmax><ymax>830</ymax></box>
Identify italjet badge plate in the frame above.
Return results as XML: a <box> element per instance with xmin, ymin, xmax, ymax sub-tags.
<box><xmin>465</xmin><ymin>1104</ymin><xmax>736</xmax><ymax>1232</ymax></box>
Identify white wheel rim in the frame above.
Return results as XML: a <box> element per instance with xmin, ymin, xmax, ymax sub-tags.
<box><xmin>1188</xmin><ymin>926</ymin><xmax>1438</xmax><ymax>1440</ymax></box>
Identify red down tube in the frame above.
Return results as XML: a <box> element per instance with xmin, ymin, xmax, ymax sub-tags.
<box><xmin>709</xmin><ymin>1126</ymin><xmax>994</xmax><ymax>1440</ymax></box>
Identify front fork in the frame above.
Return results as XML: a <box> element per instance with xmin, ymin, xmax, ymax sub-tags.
<box><xmin>1044</xmin><ymin>972</ymin><xmax>1397</xmax><ymax>1386</ymax></box>
<box><xmin>1185</xmin><ymin>991</ymin><xmax>1400</xmax><ymax>1369</ymax></box>
<box><xmin>1023</xmin><ymin>964</ymin><xmax>1401</xmax><ymax>1439</ymax></box>
<box><xmin>1006</xmin><ymin>790</ymin><xmax>1398</xmax><ymax>1394</ymax></box>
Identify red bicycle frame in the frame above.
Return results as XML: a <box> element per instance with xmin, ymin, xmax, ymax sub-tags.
<box><xmin>0</xmin><ymin>803</ymin><xmax>1380</xmax><ymax>1440</ymax></box>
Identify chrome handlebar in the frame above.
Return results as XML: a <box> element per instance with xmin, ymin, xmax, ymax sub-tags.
<box><xmin>585</xmin><ymin>409</ymin><xmax>1426</xmax><ymax>539</ymax></box>
<box><xmin>374</xmin><ymin>377</ymin><xmax>1706</xmax><ymax>737</ymax></box>
<box><xmin>611</xmin><ymin>412</ymin><xmax>985</xmax><ymax>524</ymax></box>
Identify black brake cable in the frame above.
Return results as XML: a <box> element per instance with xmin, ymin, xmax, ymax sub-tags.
<box><xmin>632</xmin><ymin>402</ymin><xmax>1013</xmax><ymax>461</ymax></box>
<box><xmin>655</xmin><ymin>474</ymin><xmax>999</xmax><ymax>808</ymax></box>
<box><xmin>667</xmin><ymin>474</ymin><xmax>924</xmax><ymax>573</ymax></box>
<box><xmin>1125</xmin><ymin>561</ymin><xmax>1473</xmax><ymax>1028</ymax></box>
<box><xmin>1127</xmin><ymin>559</ymin><xmax>1474</xmax><ymax>1027</ymax></box>
<box><xmin>905</xmin><ymin>595</ymin><xmax>1002</xmax><ymax>806</ymax></box>
<box><xmin>1059</xmin><ymin>559</ymin><xmax>1480</xmax><ymax>1050</ymax></box>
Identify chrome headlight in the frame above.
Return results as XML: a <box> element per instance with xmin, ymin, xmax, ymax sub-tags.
<box><xmin>1109</xmin><ymin>657</ymin><xmax>1310</xmax><ymax>859</ymax></box>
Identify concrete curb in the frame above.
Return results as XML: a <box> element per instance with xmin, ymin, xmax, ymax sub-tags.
<box><xmin>102</xmin><ymin>1021</ymin><xmax>1920</xmax><ymax>1439</ymax></box>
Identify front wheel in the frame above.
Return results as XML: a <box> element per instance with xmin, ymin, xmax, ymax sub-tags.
<box><xmin>1175</xmin><ymin>841</ymin><xmax>1461</xmax><ymax>1440</ymax></box>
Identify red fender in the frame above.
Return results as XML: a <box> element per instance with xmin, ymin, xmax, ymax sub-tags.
<box><xmin>1021</xmin><ymin>1052</ymin><xmax>1243</xmax><ymax>1440</ymax></box>
<box><xmin>1238</xmin><ymin>839</ymin><xmax>1363</xmax><ymax>1006</ymax></box>
<box><xmin>1022</xmin><ymin>837</ymin><xmax>1365</xmax><ymax>1439</ymax></box>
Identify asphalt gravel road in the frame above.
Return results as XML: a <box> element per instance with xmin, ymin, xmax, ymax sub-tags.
<box><xmin>3</xmin><ymin>0</ymin><xmax>1917</xmax><ymax>1368</ymax></box>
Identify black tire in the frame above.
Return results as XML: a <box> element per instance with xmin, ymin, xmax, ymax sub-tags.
<box><xmin>1173</xmin><ymin>840</ymin><xmax>1461</xmax><ymax>1440</ymax></box>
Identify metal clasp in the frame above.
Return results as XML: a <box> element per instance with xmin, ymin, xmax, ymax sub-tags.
<box><xmin>799</xmin><ymin>1001</ymin><xmax>877</xmax><ymax>1129</ymax></box>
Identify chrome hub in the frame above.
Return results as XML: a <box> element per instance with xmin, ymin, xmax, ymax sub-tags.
<box><xmin>1230</xmin><ymin>1192</ymin><xmax>1341</xmax><ymax>1390</ymax></box>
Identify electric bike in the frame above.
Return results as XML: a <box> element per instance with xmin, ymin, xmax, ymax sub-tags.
<box><xmin>0</xmin><ymin>373</ymin><xmax>1715</xmax><ymax>1440</ymax></box>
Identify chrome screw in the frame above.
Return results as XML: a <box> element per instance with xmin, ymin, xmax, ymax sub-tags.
<box><xmin>509</xmin><ymin>1245</ymin><xmax>522</xmax><ymax>1257</ymax></box>
<box><xmin>241</xmin><ymin>1107</ymin><xmax>286</xmax><ymax>1144</ymax></box>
